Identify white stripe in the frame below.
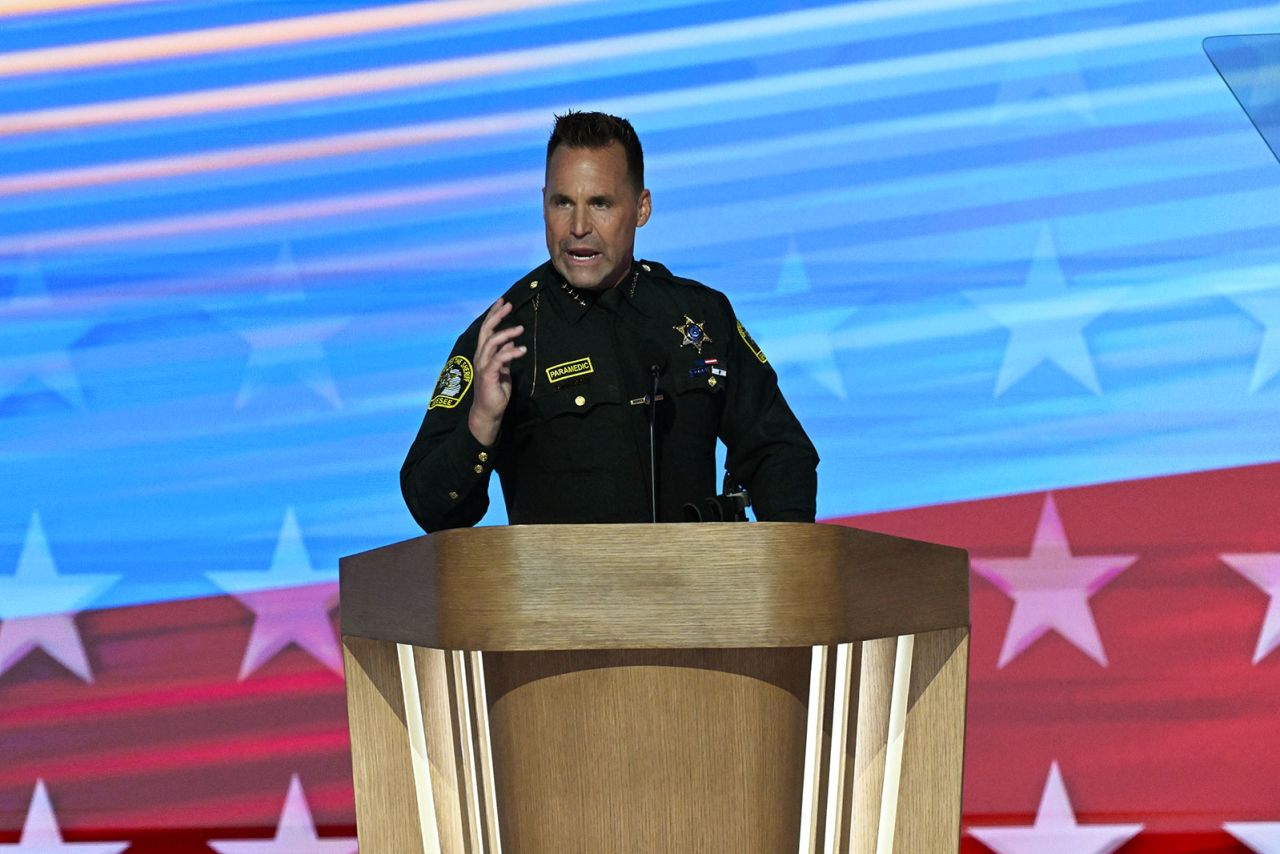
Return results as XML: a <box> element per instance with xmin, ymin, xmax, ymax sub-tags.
<box><xmin>0</xmin><ymin>0</ymin><xmax>595</xmax><ymax>78</ymax></box>
<box><xmin>798</xmin><ymin>645</ymin><xmax>828</xmax><ymax>854</ymax></box>
<box><xmin>875</xmin><ymin>635</ymin><xmax>914</xmax><ymax>854</ymax></box>
<box><xmin>468</xmin><ymin>650</ymin><xmax>503</xmax><ymax>854</ymax></box>
<box><xmin>397</xmin><ymin>643</ymin><xmax>442</xmax><ymax>854</ymax></box>
<box><xmin>822</xmin><ymin>643</ymin><xmax>854</xmax><ymax>854</ymax></box>
<box><xmin>0</xmin><ymin>0</ymin><xmax>1058</xmax><ymax>138</ymax></box>
<box><xmin>0</xmin><ymin>71</ymin><xmax>1226</xmax><ymax>257</ymax></box>
<box><xmin>454</xmin><ymin>649</ymin><xmax>487</xmax><ymax>850</ymax></box>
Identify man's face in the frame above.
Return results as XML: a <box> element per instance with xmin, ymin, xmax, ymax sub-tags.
<box><xmin>544</xmin><ymin>142</ymin><xmax>651</xmax><ymax>291</ymax></box>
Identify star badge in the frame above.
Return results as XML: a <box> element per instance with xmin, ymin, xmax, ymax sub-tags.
<box><xmin>674</xmin><ymin>315</ymin><xmax>712</xmax><ymax>354</ymax></box>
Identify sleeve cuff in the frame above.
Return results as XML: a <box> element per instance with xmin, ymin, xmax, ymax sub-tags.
<box><xmin>438</xmin><ymin>425</ymin><xmax>497</xmax><ymax>504</ymax></box>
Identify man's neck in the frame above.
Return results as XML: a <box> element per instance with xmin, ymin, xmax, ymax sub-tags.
<box><xmin>604</xmin><ymin>260</ymin><xmax>634</xmax><ymax>291</ymax></box>
<box><xmin>559</xmin><ymin>259</ymin><xmax>634</xmax><ymax>294</ymax></box>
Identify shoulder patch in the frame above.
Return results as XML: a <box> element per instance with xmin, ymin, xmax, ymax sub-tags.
<box><xmin>428</xmin><ymin>355</ymin><xmax>474</xmax><ymax>410</ymax></box>
<box><xmin>737</xmin><ymin>320</ymin><xmax>767</xmax><ymax>364</ymax></box>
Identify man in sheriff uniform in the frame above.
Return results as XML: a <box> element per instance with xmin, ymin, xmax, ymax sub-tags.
<box><xmin>401</xmin><ymin>111</ymin><xmax>818</xmax><ymax>531</ymax></box>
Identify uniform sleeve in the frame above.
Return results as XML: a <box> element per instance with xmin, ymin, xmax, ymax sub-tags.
<box><xmin>400</xmin><ymin>322</ymin><xmax>498</xmax><ymax>533</ymax></box>
<box><xmin>716</xmin><ymin>294</ymin><xmax>820</xmax><ymax>522</ymax></box>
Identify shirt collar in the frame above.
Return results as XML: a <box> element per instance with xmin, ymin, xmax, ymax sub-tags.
<box><xmin>552</xmin><ymin>275</ymin><xmax>596</xmax><ymax>323</ymax></box>
<box><xmin>622</xmin><ymin>261</ymin><xmax>656</xmax><ymax>318</ymax></box>
<box><xmin>550</xmin><ymin>261</ymin><xmax>652</xmax><ymax>322</ymax></box>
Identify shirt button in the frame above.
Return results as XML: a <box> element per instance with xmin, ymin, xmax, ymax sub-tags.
<box><xmin>574</xmin><ymin>395</ymin><xmax>586</xmax><ymax>407</ymax></box>
<box><xmin>641</xmin><ymin>263</ymin><xmax>651</xmax><ymax>272</ymax></box>
<box><xmin>473</xmin><ymin>464</ymin><xmax>484</xmax><ymax>474</ymax></box>
<box><xmin>478</xmin><ymin>451</ymin><xmax>489</xmax><ymax>462</ymax></box>
<box><xmin>530</xmin><ymin>280</ymin><xmax>539</xmax><ymax>289</ymax></box>
<box><xmin>448</xmin><ymin>491</ymin><xmax>459</xmax><ymax>501</ymax></box>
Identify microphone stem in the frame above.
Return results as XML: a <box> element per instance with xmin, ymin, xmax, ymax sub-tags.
<box><xmin>649</xmin><ymin>365</ymin><xmax>659</xmax><ymax>523</ymax></box>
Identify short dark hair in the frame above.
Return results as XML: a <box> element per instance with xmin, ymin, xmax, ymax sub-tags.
<box><xmin>546</xmin><ymin>110</ymin><xmax>644</xmax><ymax>193</ymax></box>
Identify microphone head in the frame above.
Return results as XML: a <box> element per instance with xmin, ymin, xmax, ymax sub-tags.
<box><xmin>640</xmin><ymin>338</ymin><xmax>668</xmax><ymax>375</ymax></box>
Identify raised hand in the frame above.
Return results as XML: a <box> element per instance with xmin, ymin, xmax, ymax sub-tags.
<box><xmin>467</xmin><ymin>298</ymin><xmax>526</xmax><ymax>446</ymax></box>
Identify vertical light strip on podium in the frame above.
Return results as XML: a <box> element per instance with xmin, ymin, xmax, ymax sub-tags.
<box><xmin>468</xmin><ymin>651</ymin><xmax>503</xmax><ymax>854</ymax></box>
<box><xmin>397</xmin><ymin>643</ymin><xmax>443</xmax><ymax>854</ymax></box>
<box><xmin>450</xmin><ymin>650</ymin><xmax>486</xmax><ymax>851</ymax></box>
<box><xmin>802</xmin><ymin>636</ymin><xmax>922</xmax><ymax>854</ymax></box>
<box><xmin>800</xmin><ymin>644</ymin><xmax>830</xmax><ymax>852</ymax></box>
<box><xmin>823</xmin><ymin>642</ymin><xmax>856</xmax><ymax>853</ymax></box>
<box><xmin>876</xmin><ymin>635</ymin><xmax>915</xmax><ymax>854</ymax></box>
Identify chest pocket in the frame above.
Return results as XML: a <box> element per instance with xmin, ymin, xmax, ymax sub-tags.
<box><xmin>510</xmin><ymin>362</ymin><xmax>625</xmax><ymax>432</ymax></box>
<box><xmin>512</xmin><ymin>349</ymin><xmax>621</xmax><ymax>425</ymax></box>
<box><xmin>529</xmin><ymin>379</ymin><xmax>622</xmax><ymax>420</ymax></box>
<box><xmin>672</xmin><ymin>367</ymin><xmax>727</xmax><ymax>396</ymax></box>
<box><xmin>512</xmin><ymin>377</ymin><xmax>625</xmax><ymax>474</ymax></box>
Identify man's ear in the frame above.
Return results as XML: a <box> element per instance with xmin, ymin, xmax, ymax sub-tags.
<box><xmin>636</xmin><ymin>188</ymin><xmax>652</xmax><ymax>227</ymax></box>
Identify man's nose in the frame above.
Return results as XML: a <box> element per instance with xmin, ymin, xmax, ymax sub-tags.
<box><xmin>570</xmin><ymin>207</ymin><xmax>591</xmax><ymax>237</ymax></box>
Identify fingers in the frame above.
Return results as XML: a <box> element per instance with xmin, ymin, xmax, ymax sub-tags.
<box><xmin>486</xmin><ymin>323</ymin><xmax>525</xmax><ymax>352</ymax></box>
<box><xmin>475</xmin><ymin>299</ymin><xmax>527</xmax><ymax>371</ymax></box>
<box><xmin>477</xmin><ymin>323</ymin><xmax>525</xmax><ymax>371</ymax></box>
<box><xmin>491</xmin><ymin>340</ymin><xmax>527</xmax><ymax>370</ymax></box>
<box><xmin>477</xmin><ymin>298</ymin><xmax>513</xmax><ymax>346</ymax></box>
<box><xmin>467</xmin><ymin>299</ymin><xmax>526</xmax><ymax>433</ymax></box>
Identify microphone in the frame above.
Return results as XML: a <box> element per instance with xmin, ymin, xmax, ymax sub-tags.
<box><xmin>639</xmin><ymin>340</ymin><xmax>668</xmax><ymax>523</ymax></box>
<box><xmin>682</xmin><ymin>473</ymin><xmax>751</xmax><ymax>523</ymax></box>
<box><xmin>639</xmin><ymin>339</ymin><xmax>668</xmax><ymax>383</ymax></box>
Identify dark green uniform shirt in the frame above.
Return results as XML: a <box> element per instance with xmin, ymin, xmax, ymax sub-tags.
<box><xmin>401</xmin><ymin>259</ymin><xmax>818</xmax><ymax>531</ymax></box>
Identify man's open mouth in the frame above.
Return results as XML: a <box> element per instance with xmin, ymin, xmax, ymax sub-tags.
<box><xmin>566</xmin><ymin>248</ymin><xmax>601</xmax><ymax>264</ymax></box>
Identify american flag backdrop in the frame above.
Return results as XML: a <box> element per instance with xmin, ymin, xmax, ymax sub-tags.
<box><xmin>2</xmin><ymin>1</ymin><xmax>1280</xmax><ymax>851</ymax></box>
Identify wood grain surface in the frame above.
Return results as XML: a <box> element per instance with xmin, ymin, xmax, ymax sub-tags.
<box><xmin>851</xmin><ymin>636</ymin><xmax>898</xmax><ymax>854</ymax></box>
<box><xmin>823</xmin><ymin>643</ymin><xmax>860</xmax><ymax>853</ymax></box>
<box><xmin>409</xmin><ymin>646</ymin><xmax>469</xmax><ymax>853</ymax></box>
<box><xmin>341</xmin><ymin>636</ymin><xmax>428</xmax><ymax>854</ymax></box>
<box><xmin>339</xmin><ymin>524</ymin><xmax>971</xmax><ymax>852</ymax></box>
<box><xmin>482</xmin><ymin>648</ymin><xmax>811</xmax><ymax>853</ymax></box>
<box><xmin>893</xmin><ymin>627</ymin><xmax>970</xmax><ymax>853</ymax></box>
<box><xmin>340</xmin><ymin>523</ymin><xmax>969</xmax><ymax>650</ymax></box>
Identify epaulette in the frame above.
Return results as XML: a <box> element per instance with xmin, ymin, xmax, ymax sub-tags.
<box><xmin>500</xmin><ymin>263</ymin><xmax>555</xmax><ymax>311</ymax></box>
<box><xmin>638</xmin><ymin>259</ymin><xmax>711</xmax><ymax>292</ymax></box>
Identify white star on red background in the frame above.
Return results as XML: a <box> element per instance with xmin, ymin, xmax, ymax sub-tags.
<box><xmin>972</xmin><ymin>494</ymin><xmax>1137</xmax><ymax>668</ymax></box>
<box><xmin>968</xmin><ymin>761</ymin><xmax>1143</xmax><ymax>854</ymax></box>
<box><xmin>208</xmin><ymin>774</ymin><xmax>356</xmax><ymax>854</ymax></box>
<box><xmin>205</xmin><ymin>508</ymin><xmax>341</xmax><ymax>680</ymax></box>
<box><xmin>1219</xmin><ymin>550</ymin><xmax>1280</xmax><ymax>663</ymax></box>
<box><xmin>0</xmin><ymin>511</ymin><xmax>121</xmax><ymax>682</ymax></box>
<box><xmin>0</xmin><ymin>780</ymin><xmax>128</xmax><ymax>853</ymax></box>
<box><xmin>1226</xmin><ymin>819</ymin><xmax>1280</xmax><ymax>853</ymax></box>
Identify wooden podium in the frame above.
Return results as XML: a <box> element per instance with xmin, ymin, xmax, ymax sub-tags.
<box><xmin>339</xmin><ymin>523</ymin><xmax>969</xmax><ymax>853</ymax></box>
